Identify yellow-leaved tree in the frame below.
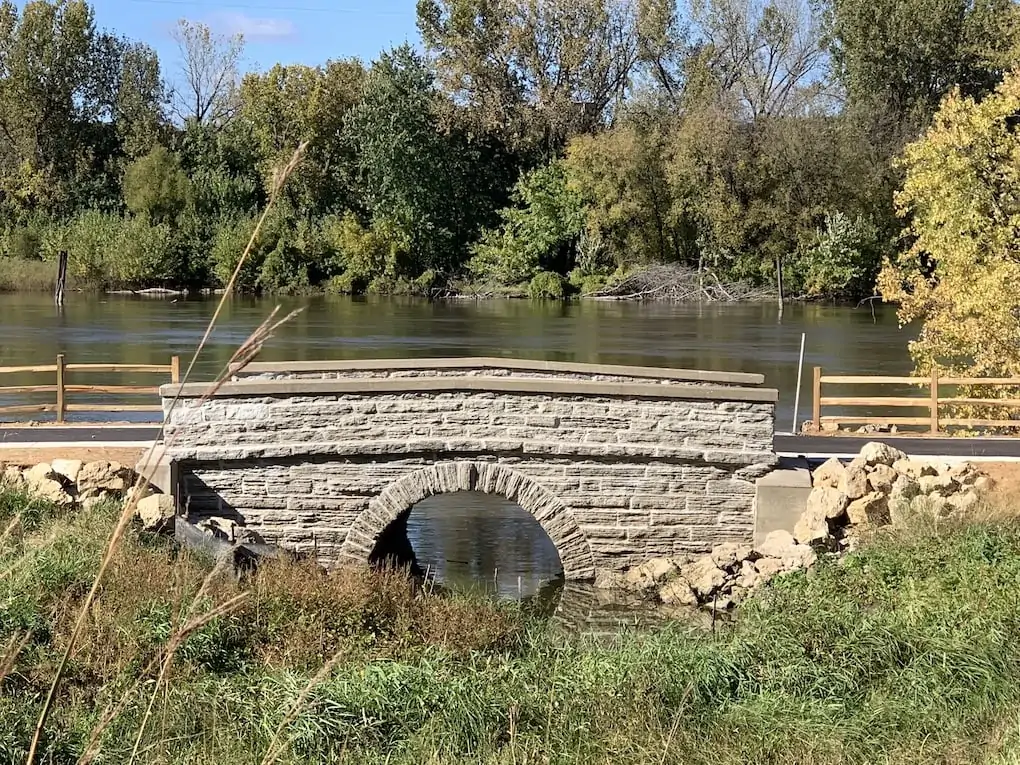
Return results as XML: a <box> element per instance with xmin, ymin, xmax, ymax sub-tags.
<box><xmin>879</xmin><ymin>70</ymin><xmax>1020</xmax><ymax>386</ymax></box>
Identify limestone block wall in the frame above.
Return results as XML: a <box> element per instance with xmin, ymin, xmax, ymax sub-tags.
<box><xmin>162</xmin><ymin>359</ymin><xmax>778</xmax><ymax>577</ymax></box>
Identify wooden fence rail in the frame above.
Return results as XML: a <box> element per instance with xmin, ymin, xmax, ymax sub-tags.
<box><xmin>0</xmin><ymin>355</ymin><xmax>180</xmax><ymax>422</ymax></box>
<box><xmin>812</xmin><ymin>366</ymin><xmax>1020</xmax><ymax>434</ymax></box>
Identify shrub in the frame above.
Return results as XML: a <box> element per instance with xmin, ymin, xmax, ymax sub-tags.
<box><xmin>527</xmin><ymin>270</ymin><xmax>566</xmax><ymax>299</ymax></box>
<box><xmin>5</xmin><ymin>227</ymin><xmax>42</xmax><ymax>260</ymax></box>
<box><xmin>123</xmin><ymin>146</ymin><xmax>193</xmax><ymax>223</ymax></box>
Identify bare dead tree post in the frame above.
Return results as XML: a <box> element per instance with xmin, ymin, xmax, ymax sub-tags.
<box><xmin>170</xmin><ymin>20</ymin><xmax>243</xmax><ymax>127</ymax></box>
<box><xmin>54</xmin><ymin>250</ymin><xmax>68</xmax><ymax>308</ymax></box>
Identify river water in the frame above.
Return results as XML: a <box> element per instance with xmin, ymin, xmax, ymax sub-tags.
<box><xmin>0</xmin><ymin>293</ymin><xmax>915</xmax><ymax>601</ymax></box>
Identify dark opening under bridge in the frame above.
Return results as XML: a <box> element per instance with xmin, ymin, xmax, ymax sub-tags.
<box><xmin>159</xmin><ymin>358</ymin><xmax>778</xmax><ymax>579</ymax></box>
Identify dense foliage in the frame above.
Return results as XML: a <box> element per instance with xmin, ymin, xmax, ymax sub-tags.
<box><xmin>0</xmin><ymin>0</ymin><xmax>1017</xmax><ymax>299</ymax></box>
<box><xmin>5</xmin><ymin>490</ymin><xmax>1020</xmax><ymax>761</ymax></box>
<box><xmin>879</xmin><ymin>69</ymin><xmax>1020</xmax><ymax>386</ymax></box>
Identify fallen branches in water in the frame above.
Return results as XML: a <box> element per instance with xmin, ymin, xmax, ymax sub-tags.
<box><xmin>585</xmin><ymin>264</ymin><xmax>777</xmax><ymax>302</ymax></box>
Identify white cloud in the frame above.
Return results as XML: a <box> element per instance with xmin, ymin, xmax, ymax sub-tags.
<box><xmin>212</xmin><ymin>11</ymin><xmax>297</xmax><ymax>41</ymax></box>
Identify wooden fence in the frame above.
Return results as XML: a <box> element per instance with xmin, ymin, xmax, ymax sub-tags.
<box><xmin>812</xmin><ymin>367</ymin><xmax>1020</xmax><ymax>434</ymax></box>
<box><xmin>0</xmin><ymin>355</ymin><xmax>180</xmax><ymax>422</ymax></box>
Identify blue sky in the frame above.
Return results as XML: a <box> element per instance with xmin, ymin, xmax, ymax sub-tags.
<box><xmin>90</xmin><ymin>0</ymin><xmax>421</xmax><ymax>71</ymax></box>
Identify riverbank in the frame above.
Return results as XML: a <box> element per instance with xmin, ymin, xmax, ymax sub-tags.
<box><xmin>0</xmin><ymin>258</ymin><xmax>780</xmax><ymax>303</ymax></box>
<box><xmin>3</xmin><ymin>484</ymin><xmax>1020</xmax><ymax>763</ymax></box>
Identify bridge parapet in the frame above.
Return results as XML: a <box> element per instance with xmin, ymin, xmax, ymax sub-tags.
<box><xmin>160</xmin><ymin>358</ymin><xmax>778</xmax><ymax>577</ymax></box>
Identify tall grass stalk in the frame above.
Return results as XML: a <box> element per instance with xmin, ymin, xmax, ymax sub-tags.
<box><xmin>25</xmin><ymin>143</ymin><xmax>308</xmax><ymax>765</ymax></box>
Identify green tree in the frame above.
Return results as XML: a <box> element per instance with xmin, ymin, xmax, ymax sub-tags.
<box><xmin>825</xmin><ymin>0</ymin><xmax>1018</xmax><ymax>125</ymax></box>
<box><xmin>238</xmin><ymin>59</ymin><xmax>365</xmax><ymax>215</ymax></box>
<box><xmin>564</xmin><ymin>123</ymin><xmax>679</xmax><ymax>269</ymax></box>
<box><xmin>0</xmin><ymin>0</ymin><xmax>128</xmax><ymax>216</ymax></box>
<box><xmin>345</xmin><ymin>46</ymin><xmax>498</xmax><ymax>276</ymax></box>
<box><xmin>470</xmin><ymin>161</ymin><xmax>584</xmax><ymax>285</ymax></box>
<box><xmin>114</xmin><ymin>42</ymin><xmax>167</xmax><ymax>158</ymax></box>
<box><xmin>417</xmin><ymin>0</ymin><xmax>640</xmax><ymax>151</ymax></box>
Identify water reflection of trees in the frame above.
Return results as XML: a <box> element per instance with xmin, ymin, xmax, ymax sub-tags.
<box><xmin>406</xmin><ymin>492</ymin><xmax>562</xmax><ymax>599</ymax></box>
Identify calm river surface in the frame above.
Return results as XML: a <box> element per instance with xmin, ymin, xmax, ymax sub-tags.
<box><xmin>0</xmin><ymin>293</ymin><xmax>915</xmax><ymax>600</ymax></box>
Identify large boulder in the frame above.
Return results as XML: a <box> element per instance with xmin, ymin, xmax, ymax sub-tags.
<box><xmin>78</xmin><ymin>461</ymin><xmax>134</xmax><ymax>498</ymax></box>
<box><xmin>659</xmin><ymin>578</ymin><xmax>698</xmax><ymax>607</ymax></box>
<box><xmin>1</xmin><ymin>465</ymin><xmax>23</xmax><ymax>489</ymax></box>
<box><xmin>892</xmin><ymin>459</ymin><xmax>937</xmax><ymax>479</ymax></box>
<box><xmin>50</xmin><ymin>459</ymin><xmax>83</xmax><ymax>484</ymax></box>
<box><xmin>756</xmin><ymin>530</ymin><xmax>817</xmax><ymax>570</ymax></box>
<box><xmin>838</xmin><ymin>459</ymin><xmax>870</xmax><ymax>500</ymax></box>
<box><xmin>812</xmin><ymin>458</ymin><xmax>846</xmax><ymax>489</ymax></box>
<box><xmin>794</xmin><ymin>511</ymin><xmax>830</xmax><ymax>547</ymax></box>
<box><xmin>806</xmin><ymin>487</ymin><xmax>849</xmax><ymax>521</ymax></box>
<box><xmin>23</xmin><ymin>464</ymin><xmax>74</xmax><ymax>506</ymax></box>
<box><xmin>683</xmin><ymin>555</ymin><xmax>727</xmax><ymax>598</ymax></box>
<box><xmin>753</xmin><ymin>557</ymin><xmax>787</xmax><ymax>579</ymax></box>
<box><xmin>735</xmin><ymin>560</ymin><xmax>762</xmax><ymax>589</ymax></box>
<box><xmin>624</xmin><ymin>557</ymin><xmax>680</xmax><ymax>591</ymax></box>
<box><xmin>889</xmin><ymin>474</ymin><xmax>921</xmax><ymax>501</ymax></box>
<box><xmin>946</xmin><ymin>490</ymin><xmax>980</xmax><ymax>514</ymax></box>
<box><xmin>136</xmin><ymin>494</ymin><xmax>175</xmax><ymax>533</ymax></box>
<box><xmin>846</xmin><ymin>491</ymin><xmax>890</xmax><ymax>527</ymax></box>
<box><xmin>868</xmin><ymin>463</ymin><xmax>898</xmax><ymax>493</ymax></box>
<box><xmin>918</xmin><ymin>474</ymin><xmax>956</xmax><ymax>497</ymax></box>
<box><xmin>859</xmin><ymin>442</ymin><xmax>907</xmax><ymax>467</ymax></box>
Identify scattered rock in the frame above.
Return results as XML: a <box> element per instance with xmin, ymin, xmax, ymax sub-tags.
<box><xmin>806</xmin><ymin>486</ymin><xmax>849</xmax><ymax>521</ymax></box>
<box><xmin>735</xmin><ymin>560</ymin><xmax>761</xmax><ymax>589</ymax></box>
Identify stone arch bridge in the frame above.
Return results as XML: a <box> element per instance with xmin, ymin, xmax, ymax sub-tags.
<box><xmin>161</xmin><ymin>358</ymin><xmax>778</xmax><ymax>579</ymax></box>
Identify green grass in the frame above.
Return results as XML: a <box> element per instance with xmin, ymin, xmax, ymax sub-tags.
<box><xmin>0</xmin><ymin>258</ymin><xmax>78</xmax><ymax>293</ymax></box>
<box><xmin>2</xmin><ymin>489</ymin><xmax>1020</xmax><ymax>763</ymax></box>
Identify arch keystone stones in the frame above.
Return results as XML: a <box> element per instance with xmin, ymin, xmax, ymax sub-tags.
<box><xmin>339</xmin><ymin>462</ymin><xmax>596</xmax><ymax>580</ymax></box>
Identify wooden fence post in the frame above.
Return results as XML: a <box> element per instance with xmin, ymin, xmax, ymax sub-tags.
<box><xmin>55</xmin><ymin>354</ymin><xmax>65</xmax><ymax>423</ymax></box>
<box><xmin>170</xmin><ymin>355</ymin><xmax>181</xmax><ymax>384</ymax></box>
<box><xmin>930</xmin><ymin>368</ymin><xmax>939</xmax><ymax>435</ymax></box>
<box><xmin>812</xmin><ymin>366</ymin><xmax>822</xmax><ymax>432</ymax></box>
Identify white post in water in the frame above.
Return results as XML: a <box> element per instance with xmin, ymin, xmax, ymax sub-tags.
<box><xmin>791</xmin><ymin>332</ymin><xmax>806</xmax><ymax>434</ymax></box>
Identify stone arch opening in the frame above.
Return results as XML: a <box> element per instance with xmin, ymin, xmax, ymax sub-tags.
<box><xmin>339</xmin><ymin>462</ymin><xmax>596</xmax><ymax>580</ymax></box>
